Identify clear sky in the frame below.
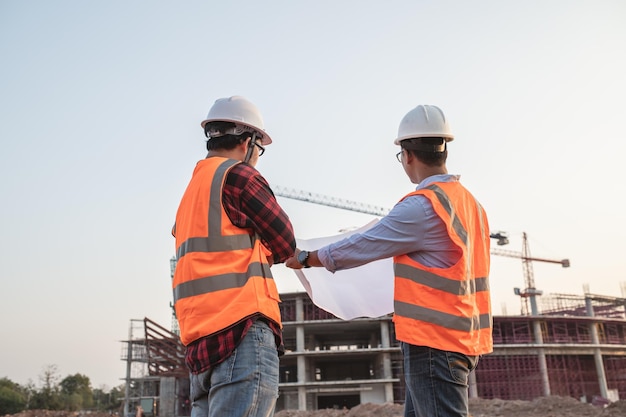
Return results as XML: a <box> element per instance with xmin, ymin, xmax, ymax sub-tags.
<box><xmin>1</xmin><ymin>0</ymin><xmax>625</xmax><ymax>390</ymax></box>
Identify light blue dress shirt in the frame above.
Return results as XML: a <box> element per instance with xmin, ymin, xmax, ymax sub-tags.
<box><xmin>317</xmin><ymin>174</ymin><xmax>462</xmax><ymax>273</ymax></box>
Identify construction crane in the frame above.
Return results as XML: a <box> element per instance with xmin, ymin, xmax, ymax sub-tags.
<box><xmin>275</xmin><ymin>186</ymin><xmax>571</xmax><ymax>316</ymax></box>
<box><xmin>490</xmin><ymin>231</ymin><xmax>570</xmax><ymax>316</ymax></box>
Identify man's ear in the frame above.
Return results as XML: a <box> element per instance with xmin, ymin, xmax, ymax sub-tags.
<box><xmin>239</xmin><ymin>137</ymin><xmax>251</xmax><ymax>151</ymax></box>
<box><xmin>404</xmin><ymin>150</ymin><xmax>413</xmax><ymax>164</ymax></box>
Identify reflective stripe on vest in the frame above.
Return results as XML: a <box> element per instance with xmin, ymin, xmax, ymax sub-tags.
<box><xmin>395</xmin><ymin>263</ymin><xmax>489</xmax><ymax>295</ymax></box>
<box><xmin>176</xmin><ymin>234</ymin><xmax>255</xmax><ymax>260</ymax></box>
<box><xmin>395</xmin><ymin>301</ymin><xmax>492</xmax><ymax>333</ymax></box>
<box><xmin>173</xmin><ymin>261</ymin><xmax>272</xmax><ymax>302</ymax></box>
<box><xmin>424</xmin><ymin>184</ymin><xmax>468</xmax><ymax>245</ymax></box>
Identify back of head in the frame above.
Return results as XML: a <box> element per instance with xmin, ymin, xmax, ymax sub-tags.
<box><xmin>204</xmin><ymin>121</ymin><xmax>251</xmax><ymax>152</ymax></box>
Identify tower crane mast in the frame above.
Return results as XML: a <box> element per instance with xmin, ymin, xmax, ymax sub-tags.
<box><xmin>490</xmin><ymin>231</ymin><xmax>570</xmax><ymax>316</ymax></box>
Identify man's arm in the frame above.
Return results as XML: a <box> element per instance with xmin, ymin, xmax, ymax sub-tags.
<box><xmin>224</xmin><ymin>164</ymin><xmax>296</xmax><ymax>264</ymax></box>
<box><xmin>285</xmin><ymin>194</ymin><xmax>456</xmax><ymax>271</ymax></box>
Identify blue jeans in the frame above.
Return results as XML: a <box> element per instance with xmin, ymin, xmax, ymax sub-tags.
<box><xmin>401</xmin><ymin>343</ymin><xmax>478</xmax><ymax>417</ymax></box>
<box><xmin>190</xmin><ymin>320</ymin><xmax>279</xmax><ymax>417</ymax></box>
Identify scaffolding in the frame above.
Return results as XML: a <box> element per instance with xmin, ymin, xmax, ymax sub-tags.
<box><xmin>541</xmin><ymin>293</ymin><xmax>626</xmax><ymax>319</ymax></box>
<box><xmin>121</xmin><ymin>318</ymin><xmax>188</xmax><ymax>417</ymax></box>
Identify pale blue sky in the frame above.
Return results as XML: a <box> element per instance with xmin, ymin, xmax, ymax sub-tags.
<box><xmin>1</xmin><ymin>0</ymin><xmax>625</xmax><ymax>389</ymax></box>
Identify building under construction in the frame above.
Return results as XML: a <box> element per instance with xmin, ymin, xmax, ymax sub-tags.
<box><xmin>120</xmin><ymin>289</ymin><xmax>626</xmax><ymax>415</ymax></box>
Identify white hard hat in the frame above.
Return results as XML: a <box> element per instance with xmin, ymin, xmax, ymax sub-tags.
<box><xmin>201</xmin><ymin>96</ymin><xmax>273</xmax><ymax>145</ymax></box>
<box><xmin>394</xmin><ymin>105</ymin><xmax>454</xmax><ymax>145</ymax></box>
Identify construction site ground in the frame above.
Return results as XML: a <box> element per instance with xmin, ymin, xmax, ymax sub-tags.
<box><xmin>274</xmin><ymin>397</ymin><xmax>626</xmax><ymax>416</ymax></box>
<box><xmin>6</xmin><ymin>397</ymin><xmax>626</xmax><ymax>417</ymax></box>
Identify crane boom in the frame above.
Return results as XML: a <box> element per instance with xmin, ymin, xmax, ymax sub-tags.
<box><xmin>273</xmin><ymin>185</ymin><xmax>390</xmax><ymax>216</ymax></box>
<box><xmin>491</xmin><ymin>249</ymin><xmax>570</xmax><ymax>267</ymax></box>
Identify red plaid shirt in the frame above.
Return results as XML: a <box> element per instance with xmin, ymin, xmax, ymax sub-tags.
<box><xmin>184</xmin><ymin>161</ymin><xmax>295</xmax><ymax>374</ymax></box>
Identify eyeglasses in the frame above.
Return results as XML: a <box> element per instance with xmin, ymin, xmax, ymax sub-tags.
<box><xmin>255</xmin><ymin>142</ymin><xmax>265</xmax><ymax>156</ymax></box>
<box><xmin>396</xmin><ymin>150</ymin><xmax>403</xmax><ymax>163</ymax></box>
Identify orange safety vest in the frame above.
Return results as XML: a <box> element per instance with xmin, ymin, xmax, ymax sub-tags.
<box><xmin>393</xmin><ymin>181</ymin><xmax>493</xmax><ymax>355</ymax></box>
<box><xmin>172</xmin><ymin>157</ymin><xmax>281</xmax><ymax>346</ymax></box>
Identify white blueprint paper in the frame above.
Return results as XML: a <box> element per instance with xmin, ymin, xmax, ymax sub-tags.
<box><xmin>294</xmin><ymin>219</ymin><xmax>395</xmax><ymax>320</ymax></box>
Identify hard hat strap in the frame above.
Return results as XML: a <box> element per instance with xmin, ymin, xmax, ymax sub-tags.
<box><xmin>243</xmin><ymin>132</ymin><xmax>258</xmax><ymax>164</ymax></box>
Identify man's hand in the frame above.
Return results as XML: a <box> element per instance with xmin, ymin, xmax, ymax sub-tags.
<box><xmin>285</xmin><ymin>249</ymin><xmax>304</xmax><ymax>269</ymax></box>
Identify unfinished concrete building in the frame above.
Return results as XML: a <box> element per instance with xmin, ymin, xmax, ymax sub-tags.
<box><xmin>276</xmin><ymin>292</ymin><xmax>402</xmax><ymax>410</ymax></box>
<box><xmin>121</xmin><ymin>290</ymin><xmax>626</xmax><ymax>415</ymax></box>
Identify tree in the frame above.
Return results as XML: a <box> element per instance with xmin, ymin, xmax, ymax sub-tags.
<box><xmin>60</xmin><ymin>374</ymin><xmax>93</xmax><ymax>411</ymax></box>
<box><xmin>0</xmin><ymin>378</ymin><xmax>27</xmax><ymax>415</ymax></box>
<box><xmin>93</xmin><ymin>384</ymin><xmax>124</xmax><ymax>412</ymax></box>
<box><xmin>30</xmin><ymin>365</ymin><xmax>62</xmax><ymax>410</ymax></box>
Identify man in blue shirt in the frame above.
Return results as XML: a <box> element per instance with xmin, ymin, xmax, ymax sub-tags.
<box><xmin>286</xmin><ymin>104</ymin><xmax>492</xmax><ymax>417</ymax></box>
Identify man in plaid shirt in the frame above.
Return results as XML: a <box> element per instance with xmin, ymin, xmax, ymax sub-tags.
<box><xmin>172</xmin><ymin>96</ymin><xmax>296</xmax><ymax>417</ymax></box>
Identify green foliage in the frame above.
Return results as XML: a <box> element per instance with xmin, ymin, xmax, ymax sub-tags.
<box><xmin>93</xmin><ymin>385</ymin><xmax>124</xmax><ymax>412</ymax></box>
<box><xmin>0</xmin><ymin>378</ymin><xmax>27</xmax><ymax>415</ymax></box>
<box><xmin>61</xmin><ymin>392</ymin><xmax>83</xmax><ymax>411</ymax></box>
<box><xmin>1</xmin><ymin>369</ymin><xmax>124</xmax><ymax>413</ymax></box>
<box><xmin>29</xmin><ymin>388</ymin><xmax>63</xmax><ymax>411</ymax></box>
<box><xmin>60</xmin><ymin>374</ymin><xmax>93</xmax><ymax>410</ymax></box>
<box><xmin>28</xmin><ymin>365</ymin><xmax>63</xmax><ymax>410</ymax></box>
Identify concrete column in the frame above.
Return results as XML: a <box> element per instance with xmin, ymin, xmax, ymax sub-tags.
<box><xmin>586</xmin><ymin>297</ymin><xmax>609</xmax><ymax>399</ymax></box>
<box><xmin>159</xmin><ymin>377</ymin><xmax>176</xmax><ymax>417</ymax></box>
<box><xmin>124</xmin><ymin>339</ymin><xmax>132</xmax><ymax>417</ymax></box>
<box><xmin>380</xmin><ymin>321</ymin><xmax>390</xmax><ymax>348</ymax></box>
<box><xmin>532</xmin><ymin>319</ymin><xmax>551</xmax><ymax>396</ymax></box>
<box><xmin>297</xmin><ymin>354</ymin><xmax>306</xmax><ymax>411</ymax></box>
<box><xmin>380</xmin><ymin>321</ymin><xmax>394</xmax><ymax>402</ymax></box>
<box><xmin>296</xmin><ymin>295</ymin><xmax>307</xmax><ymax>410</ymax></box>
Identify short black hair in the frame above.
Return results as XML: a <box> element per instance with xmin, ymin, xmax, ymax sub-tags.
<box><xmin>401</xmin><ymin>137</ymin><xmax>448</xmax><ymax>167</ymax></box>
<box><xmin>204</xmin><ymin>121</ymin><xmax>251</xmax><ymax>152</ymax></box>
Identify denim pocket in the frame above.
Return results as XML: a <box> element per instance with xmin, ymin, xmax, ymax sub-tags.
<box><xmin>255</xmin><ymin>321</ymin><xmax>277</xmax><ymax>348</ymax></box>
<box><xmin>447</xmin><ymin>351</ymin><xmax>474</xmax><ymax>384</ymax></box>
